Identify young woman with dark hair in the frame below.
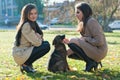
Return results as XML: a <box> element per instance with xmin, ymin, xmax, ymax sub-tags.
<box><xmin>12</xmin><ymin>3</ymin><xmax>50</xmax><ymax>73</ymax></box>
<box><xmin>63</xmin><ymin>2</ymin><xmax>108</xmax><ymax>72</ymax></box>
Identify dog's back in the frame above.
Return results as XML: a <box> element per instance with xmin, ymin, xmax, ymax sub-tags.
<box><xmin>48</xmin><ymin>35</ymin><xmax>69</xmax><ymax>73</ymax></box>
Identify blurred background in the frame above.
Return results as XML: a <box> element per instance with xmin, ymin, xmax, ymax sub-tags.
<box><xmin>0</xmin><ymin>0</ymin><xmax>120</xmax><ymax>32</ymax></box>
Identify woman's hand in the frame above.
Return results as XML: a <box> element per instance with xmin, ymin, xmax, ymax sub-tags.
<box><xmin>36</xmin><ymin>33</ymin><xmax>43</xmax><ymax>40</ymax></box>
<box><xmin>63</xmin><ymin>38</ymin><xmax>70</xmax><ymax>44</ymax></box>
<box><xmin>80</xmin><ymin>37</ymin><xmax>85</xmax><ymax>41</ymax></box>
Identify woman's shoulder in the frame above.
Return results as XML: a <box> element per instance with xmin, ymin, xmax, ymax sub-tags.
<box><xmin>87</xmin><ymin>17</ymin><xmax>99</xmax><ymax>26</ymax></box>
<box><xmin>22</xmin><ymin>22</ymin><xmax>31</xmax><ymax>29</ymax></box>
<box><xmin>22</xmin><ymin>22</ymin><xmax>32</xmax><ymax>33</ymax></box>
<box><xmin>87</xmin><ymin>17</ymin><xmax>97</xmax><ymax>23</ymax></box>
<box><xmin>23</xmin><ymin>22</ymin><xmax>30</xmax><ymax>27</ymax></box>
<box><xmin>86</xmin><ymin>17</ymin><xmax>102</xmax><ymax>30</ymax></box>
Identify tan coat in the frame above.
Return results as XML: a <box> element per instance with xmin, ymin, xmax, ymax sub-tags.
<box><xmin>12</xmin><ymin>22</ymin><xmax>42</xmax><ymax>65</ymax></box>
<box><xmin>77</xmin><ymin>18</ymin><xmax>108</xmax><ymax>62</ymax></box>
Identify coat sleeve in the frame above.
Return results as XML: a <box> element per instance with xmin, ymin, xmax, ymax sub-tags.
<box><xmin>22</xmin><ymin>22</ymin><xmax>42</xmax><ymax>47</ymax></box>
<box><xmin>84</xmin><ymin>18</ymin><xmax>104</xmax><ymax>47</ymax></box>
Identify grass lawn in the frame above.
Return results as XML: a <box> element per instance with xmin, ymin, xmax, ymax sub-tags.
<box><xmin>0</xmin><ymin>30</ymin><xmax>120</xmax><ymax>80</ymax></box>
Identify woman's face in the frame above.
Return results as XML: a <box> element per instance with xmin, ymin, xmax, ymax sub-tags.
<box><xmin>75</xmin><ymin>9</ymin><xmax>83</xmax><ymax>21</ymax></box>
<box><xmin>28</xmin><ymin>8</ymin><xmax>38</xmax><ymax>22</ymax></box>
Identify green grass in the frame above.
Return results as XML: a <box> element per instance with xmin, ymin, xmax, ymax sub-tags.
<box><xmin>0</xmin><ymin>30</ymin><xmax>120</xmax><ymax>80</ymax></box>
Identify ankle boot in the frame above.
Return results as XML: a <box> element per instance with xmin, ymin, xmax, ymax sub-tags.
<box><xmin>28</xmin><ymin>64</ymin><xmax>36</xmax><ymax>72</ymax></box>
<box><xmin>93</xmin><ymin>62</ymin><xmax>102</xmax><ymax>71</ymax></box>
<box><xmin>68</xmin><ymin>43</ymin><xmax>97</xmax><ymax>72</ymax></box>
<box><xmin>20</xmin><ymin>65</ymin><xmax>36</xmax><ymax>73</ymax></box>
<box><xmin>85</xmin><ymin>61</ymin><xmax>97</xmax><ymax>72</ymax></box>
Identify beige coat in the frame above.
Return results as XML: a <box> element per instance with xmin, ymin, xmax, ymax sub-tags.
<box><xmin>12</xmin><ymin>22</ymin><xmax>42</xmax><ymax>65</ymax></box>
<box><xmin>77</xmin><ymin>18</ymin><xmax>108</xmax><ymax>62</ymax></box>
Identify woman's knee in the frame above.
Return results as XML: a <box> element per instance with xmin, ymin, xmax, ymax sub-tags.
<box><xmin>69</xmin><ymin>38</ymin><xmax>80</xmax><ymax>45</ymax></box>
<box><xmin>67</xmin><ymin>49</ymin><xmax>74</xmax><ymax>56</ymax></box>
<box><xmin>43</xmin><ymin>41</ymin><xmax>50</xmax><ymax>52</ymax></box>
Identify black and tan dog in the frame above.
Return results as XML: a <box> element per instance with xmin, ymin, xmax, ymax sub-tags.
<box><xmin>48</xmin><ymin>34</ymin><xmax>70</xmax><ymax>73</ymax></box>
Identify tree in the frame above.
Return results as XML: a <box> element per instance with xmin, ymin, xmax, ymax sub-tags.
<box><xmin>101</xmin><ymin>0</ymin><xmax>119</xmax><ymax>32</ymax></box>
<box><xmin>15</xmin><ymin>0</ymin><xmax>44</xmax><ymax>15</ymax></box>
<box><xmin>88</xmin><ymin>0</ymin><xmax>119</xmax><ymax>32</ymax></box>
<box><xmin>74</xmin><ymin>0</ymin><xmax>119</xmax><ymax>32</ymax></box>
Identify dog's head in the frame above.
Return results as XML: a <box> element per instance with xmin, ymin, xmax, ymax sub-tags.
<box><xmin>52</xmin><ymin>34</ymin><xmax>65</xmax><ymax>46</ymax></box>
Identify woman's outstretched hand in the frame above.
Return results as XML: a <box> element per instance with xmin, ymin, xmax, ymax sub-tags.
<box><xmin>63</xmin><ymin>38</ymin><xmax>70</xmax><ymax>44</ymax></box>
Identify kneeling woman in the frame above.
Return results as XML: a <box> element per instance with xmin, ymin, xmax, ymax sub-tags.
<box><xmin>63</xmin><ymin>2</ymin><xmax>108</xmax><ymax>72</ymax></box>
<box><xmin>12</xmin><ymin>3</ymin><xmax>50</xmax><ymax>73</ymax></box>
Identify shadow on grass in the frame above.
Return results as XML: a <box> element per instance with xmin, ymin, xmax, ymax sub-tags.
<box><xmin>97</xmin><ymin>68</ymin><xmax>120</xmax><ymax>80</ymax></box>
<box><xmin>26</xmin><ymin>71</ymin><xmax>92</xmax><ymax>80</ymax></box>
<box><xmin>105</xmin><ymin>35</ymin><xmax>120</xmax><ymax>38</ymax></box>
<box><xmin>107</xmin><ymin>41</ymin><xmax>120</xmax><ymax>45</ymax></box>
<box><xmin>25</xmin><ymin>68</ymin><xmax>120</xmax><ymax>80</ymax></box>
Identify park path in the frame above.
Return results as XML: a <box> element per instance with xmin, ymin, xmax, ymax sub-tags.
<box><xmin>0</xmin><ymin>25</ymin><xmax>76</xmax><ymax>30</ymax></box>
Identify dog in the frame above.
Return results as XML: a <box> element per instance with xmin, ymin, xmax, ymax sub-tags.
<box><xmin>48</xmin><ymin>34</ymin><xmax>70</xmax><ymax>73</ymax></box>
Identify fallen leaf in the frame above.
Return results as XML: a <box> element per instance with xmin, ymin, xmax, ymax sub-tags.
<box><xmin>102</xmin><ymin>74</ymin><xmax>111</xmax><ymax>79</ymax></box>
<box><xmin>78</xmin><ymin>77</ymin><xmax>87</xmax><ymax>80</ymax></box>
<box><xmin>41</xmin><ymin>75</ymin><xmax>53</xmax><ymax>80</ymax></box>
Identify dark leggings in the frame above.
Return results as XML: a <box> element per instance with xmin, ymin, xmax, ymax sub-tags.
<box><xmin>68</xmin><ymin>43</ymin><xmax>93</xmax><ymax>62</ymax></box>
<box><xmin>24</xmin><ymin>41</ymin><xmax>50</xmax><ymax>65</ymax></box>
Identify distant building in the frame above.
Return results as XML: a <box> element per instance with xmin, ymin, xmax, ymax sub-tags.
<box><xmin>0</xmin><ymin>0</ymin><xmax>18</xmax><ymax>19</ymax></box>
<box><xmin>43</xmin><ymin>1</ymin><xmax>75</xmax><ymax>24</ymax></box>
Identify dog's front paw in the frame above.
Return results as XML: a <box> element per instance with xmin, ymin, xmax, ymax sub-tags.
<box><xmin>69</xmin><ymin>67</ymin><xmax>77</xmax><ymax>72</ymax></box>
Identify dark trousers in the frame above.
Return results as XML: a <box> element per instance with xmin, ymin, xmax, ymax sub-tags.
<box><xmin>24</xmin><ymin>41</ymin><xmax>50</xmax><ymax>65</ymax></box>
<box><xmin>68</xmin><ymin>43</ymin><xmax>94</xmax><ymax>63</ymax></box>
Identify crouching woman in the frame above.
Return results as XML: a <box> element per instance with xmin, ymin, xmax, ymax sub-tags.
<box><xmin>63</xmin><ymin>2</ymin><xmax>108</xmax><ymax>72</ymax></box>
<box><xmin>12</xmin><ymin>3</ymin><xmax>50</xmax><ymax>73</ymax></box>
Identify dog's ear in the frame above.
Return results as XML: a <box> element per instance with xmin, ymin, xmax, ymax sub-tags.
<box><xmin>52</xmin><ymin>37</ymin><xmax>57</xmax><ymax>45</ymax></box>
<box><xmin>52</xmin><ymin>35</ymin><xmax>62</xmax><ymax>45</ymax></box>
<box><xmin>60</xmin><ymin>34</ymin><xmax>65</xmax><ymax>40</ymax></box>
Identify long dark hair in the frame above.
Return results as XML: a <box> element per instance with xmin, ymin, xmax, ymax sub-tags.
<box><xmin>15</xmin><ymin>3</ymin><xmax>43</xmax><ymax>46</ymax></box>
<box><xmin>75</xmin><ymin>2</ymin><xmax>93</xmax><ymax>26</ymax></box>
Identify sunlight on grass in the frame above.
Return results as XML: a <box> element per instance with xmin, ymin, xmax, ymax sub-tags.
<box><xmin>0</xmin><ymin>30</ymin><xmax>120</xmax><ymax>80</ymax></box>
